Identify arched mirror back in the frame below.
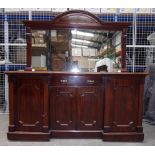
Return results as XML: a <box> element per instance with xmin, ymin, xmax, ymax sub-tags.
<box><xmin>24</xmin><ymin>10</ymin><xmax>130</xmax><ymax>72</ymax></box>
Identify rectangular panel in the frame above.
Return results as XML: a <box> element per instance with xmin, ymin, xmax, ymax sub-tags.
<box><xmin>50</xmin><ymin>87</ymin><xmax>76</xmax><ymax>130</ymax></box>
<box><xmin>77</xmin><ymin>87</ymin><xmax>102</xmax><ymax>130</ymax></box>
<box><xmin>14</xmin><ymin>77</ymin><xmax>45</xmax><ymax>132</ymax></box>
<box><xmin>104</xmin><ymin>77</ymin><xmax>139</xmax><ymax>132</ymax></box>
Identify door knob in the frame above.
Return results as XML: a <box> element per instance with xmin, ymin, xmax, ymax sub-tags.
<box><xmin>60</xmin><ymin>79</ymin><xmax>68</xmax><ymax>84</ymax></box>
<box><xmin>87</xmin><ymin>80</ymin><xmax>95</xmax><ymax>84</ymax></box>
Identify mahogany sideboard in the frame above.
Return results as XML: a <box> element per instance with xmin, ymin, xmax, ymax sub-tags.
<box><xmin>6</xmin><ymin>71</ymin><xmax>147</xmax><ymax>141</ymax></box>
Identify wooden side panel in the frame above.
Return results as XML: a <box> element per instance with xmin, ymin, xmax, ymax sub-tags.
<box><xmin>8</xmin><ymin>76</ymin><xmax>16</xmax><ymax>132</ymax></box>
<box><xmin>77</xmin><ymin>87</ymin><xmax>102</xmax><ymax>130</ymax></box>
<box><xmin>14</xmin><ymin>77</ymin><xmax>46</xmax><ymax>132</ymax></box>
<box><xmin>50</xmin><ymin>87</ymin><xmax>76</xmax><ymax>130</ymax></box>
<box><xmin>104</xmin><ymin>77</ymin><xmax>140</xmax><ymax>132</ymax></box>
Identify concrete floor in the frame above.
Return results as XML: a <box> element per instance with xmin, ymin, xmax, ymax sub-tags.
<box><xmin>0</xmin><ymin>114</ymin><xmax>155</xmax><ymax>146</ymax></box>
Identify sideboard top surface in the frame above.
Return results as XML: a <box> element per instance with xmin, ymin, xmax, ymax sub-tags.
<box><xmin>5</xmin><ymin>71</ymin><xmax>148</xmax><ymax>77</ymax></box>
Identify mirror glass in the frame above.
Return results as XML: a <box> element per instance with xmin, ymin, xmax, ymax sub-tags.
<box><xmin>31</xmin><ymin>29</ymin><xmax>122</xmax><ymax>72</ymax></box>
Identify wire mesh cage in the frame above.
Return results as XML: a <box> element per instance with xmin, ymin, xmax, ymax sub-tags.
<box><xmin>1</xmin><ymin>8</ymin><xmax>155</xmax><ymax>113</ymax></box>
<box><xmin>147</xmin><ymin>32</ymin><xmax>155</xmax><ymax>45</ymax></box>
<box><xmin>0</xmin><ymin>72</ymin><xmax>6</xmax><ymax>112</ymax></box>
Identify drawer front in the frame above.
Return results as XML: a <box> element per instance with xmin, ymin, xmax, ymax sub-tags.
<box><xmin>49</xmin><ymin>75</ymin><xmax>101</xmax><ymax>86</ymax></box>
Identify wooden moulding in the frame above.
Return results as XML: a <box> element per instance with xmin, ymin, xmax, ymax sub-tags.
<box><xmin>102</xmin><ymin>132</ymin><xmax>144</xmax><ymax>142</ymax></box>
<box><xmin>50</xmin><ymin>130</ymin><xmax>103</xmax><ymax>139</ymax></box>
<box><xmin>7</xmin><ymin>132</ymin><xmax>50</xmax><ymax>141</ymax></box>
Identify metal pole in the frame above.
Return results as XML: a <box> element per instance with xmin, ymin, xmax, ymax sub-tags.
<box><xmin>132</xmin><ymin>8</ymin><xmax>137</xmax><ymax>72</ymax></box>
<box><xmin>4</xmin><ymin>10</ymin><xmax>9</xmax><ymax>113</ymax></box>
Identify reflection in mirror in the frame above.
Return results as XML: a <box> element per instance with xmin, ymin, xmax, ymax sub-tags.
<box><xmin>32</xmin><ymin>30</ymin><xmax>47</xmax><ymax>70</ymax></box>
<box><xmin>31</xmin><ymin>29</ymin><xmax>122</xmax><ymax>72</ymax></box>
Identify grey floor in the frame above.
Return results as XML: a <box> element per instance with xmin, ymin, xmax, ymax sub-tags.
<box><xmin>0</xmin><ymin>114</ymin><xmax>155</xmax><ymax>146</ymax></box>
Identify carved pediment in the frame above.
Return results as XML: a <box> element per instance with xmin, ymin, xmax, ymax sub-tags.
<box><xmin>52</xmin><ymin>10</ymin><xmax>103</xmax><ymax>26</ymax></box>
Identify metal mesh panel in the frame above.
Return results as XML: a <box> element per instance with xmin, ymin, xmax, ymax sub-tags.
<box><xmin>6</xmin><ymin>11</ymin><xmax>28</xmax><ymax>44</ymax></box>
<box><xmin>32</xmin><ymin>10</ymin><xmax>54</xmax><ymax>21</ymax></box>
<box><xmin>9</xmin><ymin>45</ymin><xmax>26</xmax><ymax>64</ymax></box>
<box><xmin>126</xmin><ymin>47</ymin><xmax>148</xmax><ymax>72</ymax></box>
<box><xmin>136</xmin><ymin>14</ymin><xmax>155</xmax><ymax>45</ymax></box>
<box><xmin>0</xmin><ymin>68</ymin><xmax>5</xmax><ymax>113</ymax></box>
<box><xmin>1</xmin><ymin>8</ymin><xmax>155</xmax><ymax>113</ymax></box>
<box><xmin>0</xmin><ymin>16</ymin><xmax>4</xmax><ymax>43</ymax></box>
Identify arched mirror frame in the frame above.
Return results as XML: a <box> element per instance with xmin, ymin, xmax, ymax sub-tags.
<box><xmin>23</xmin><ymin>10</ymin><xmax>130</xmax><ymax>71</ymax></box>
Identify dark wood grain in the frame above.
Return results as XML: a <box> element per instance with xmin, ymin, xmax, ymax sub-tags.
<box><xmin>25</xmin><ymin>27</ymin><xmax>32</xmax><ymax>70</ymax></box>
<box><xmin>49</xmin><ymin>86</ymin><xmax>76</xmax><ymax>130</ymax></box>
<box><xmin>6</xmin><ymin>72</ymin><xmax>147</xmax><ymax>141</ymax></box>
<box><xmin>77</xmin><ymin>86</ymin><xmax>102</xmax><ymax>130</ymax></box>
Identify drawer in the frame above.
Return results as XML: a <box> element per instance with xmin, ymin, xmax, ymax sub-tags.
<box><xmin>49</xmin><ymin>75</ymin><xmax>101</xmax><ymax>86</ymax></box>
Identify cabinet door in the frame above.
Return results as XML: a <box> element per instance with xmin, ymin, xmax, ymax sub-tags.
<box><xmin>104</xmin><ymin>77</ymin><xmax>139</xmax><ymax>132</ymax></box>
<box><xmin>77</xmin><ymin>87</ymin><xmax>102</xmax><ymax>130</ymax></box>
<box><xmin>14</xmin><ymin>77</ymin><xmax>48</xmax><ymax>132</ymax></box>
<box><xmin>49</xmin><ymin>87</ymin><xmax>76</xmax><ymax>130</ymax></box>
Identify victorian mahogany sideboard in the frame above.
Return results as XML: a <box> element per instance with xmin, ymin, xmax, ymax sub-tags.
<box><xmin>6</xmin><ymin>71</ymin><xmax>147</xmax><ymax>141</ymax></box>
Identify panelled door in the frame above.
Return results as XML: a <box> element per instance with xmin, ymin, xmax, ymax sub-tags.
<box><xmin>77</xmin><ymin>86</ymin><xmax>102</xmax><ymax>130</ymax></box>
<box><xmin>49</xmin><ymin>87</ymin><xmax>76</xmax><ymax>130</ymax></box>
